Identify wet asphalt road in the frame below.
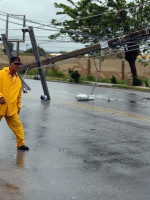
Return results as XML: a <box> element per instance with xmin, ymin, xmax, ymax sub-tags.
<box><xmin>1</xmin><ymin>79</ymin><xmax>150</xmax><ymax>200</ymax></box>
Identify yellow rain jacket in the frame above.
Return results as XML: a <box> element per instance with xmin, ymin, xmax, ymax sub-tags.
<box><xmin>0</xmin><ymin>67</ymin><xmax>22</xmax><ymax>116</ymax></box>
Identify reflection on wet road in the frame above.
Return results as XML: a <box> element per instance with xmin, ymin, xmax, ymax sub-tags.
<box><xmin>53</xmin><ymin>98</ymin><xmax>150</xmax><ymax>122</ymax></box>
<box><xmin>1</xmin><ymin>79</ymin><xmax>150</xmax><ymax>200</ymax></box>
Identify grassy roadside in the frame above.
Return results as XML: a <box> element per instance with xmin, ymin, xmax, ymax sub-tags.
<box><xmin>112</xmin><ymin>84</ymin><xmax>150</xmax><ymax>92</ymax></box>
<box><xmin>23</xmin><ymin>74</ymin><xmax>150</xmax><ymax>93</ymax></box>
<box><xmin>19</xmin><ymin>68</ymin><xmax>150</xmax><ymax>92</ymax></box>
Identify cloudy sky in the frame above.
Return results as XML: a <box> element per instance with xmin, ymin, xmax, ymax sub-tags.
<box><xmin>0</xmin><ymin>0</ymin><xmax>133</xmax><ymax>53</ymax></box>
<box><xmin>0</xmin><ymin>0</ymin><xmax>85</xmax><ymax>52</ymax></box>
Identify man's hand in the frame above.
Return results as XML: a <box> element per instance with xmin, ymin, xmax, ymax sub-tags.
<box><xmin>0</xmin><ymin>97</ymin><xmax>6</xmax><ymax>105</ymax></box>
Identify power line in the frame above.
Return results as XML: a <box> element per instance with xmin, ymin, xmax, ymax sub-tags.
<box><xmin>52</xmin><ymin>2</ymin><xmax>150</xmax><ymax>25</ymax></box>
<box><xmin>1</xmin><ymin>40</ymin><xmax>149</xmax><ymax>71</ymax></box>
<box><xmin>0</xmin><ymin>2</ymin><xmax>150</xmax><ymax>29</ymax></box>
<box><xmin>0</xmin><ymin>4</ymin><xmax>149</xmax><ymax>54</ymax></box>
<box><xmin>0</xmin><ymin>1</ymin><xmax>149</xmax><ymax>41</ymax></box>
<box><xmin>0</xmin><ymin>17</ymin><xmax>59</xmax><ymax>32</ymax></box>
<box><xmin>21</xmin><ymin>44</ymin><xmax>150</xmax><ymax>72</ymax></box>
<box><xmin>0</xmin><ymin>10</ymin><xmax>62</xmax><ymax>30</ymax></box>
<box><xmin>0</xmin><ymin>10</ymin><xmax>56</xmax><ymax>24</ymax></box>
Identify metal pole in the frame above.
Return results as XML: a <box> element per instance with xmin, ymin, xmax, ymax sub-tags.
<box><xmin>6</xmin><ymin>14</ymin><xmax>9</xmax><ymax>39</ymax></box>
<box><xmin>1</xmin><ymin>34</ymin><xmax>12</xmax><ymax>59</ymax></box>
<box><xmin>16</xmin><ymin>41</ymin><xmax>19</xmax><ymax>57</ymax></box>
<box><xmin>1</xmin><ymin>34</ymin><xmax>31</xmax><ymax>91</ymax></box>
<box><xmin>27</xmin><ymin>26</ymin><xmax>50</xmax><ymax>100</ymax></box>
<box><xmin>23</xmin><ymin>15</ymin><xmax>26</xmax><ymax>42</ymax></box>
<box><xmin>91</xmin><ymin>52</ymin><xmax>101</xmax><ymax>95</ymax></box>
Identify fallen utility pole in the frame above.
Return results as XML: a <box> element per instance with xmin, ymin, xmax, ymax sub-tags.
<box><xmin>16</xmin><ymin>28</ymin><xmax>150</xmax><ymax>72</ymax></box>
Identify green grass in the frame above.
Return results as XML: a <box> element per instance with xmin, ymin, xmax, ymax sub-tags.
<box><xmin>26</xmin><ymin>69</ymin><xmax>39</xmax><ymax>75</ymax></box>
<box><xmin>22</xmin><ymin>68</ymin><xmax>150</xmax><ymax>92</ymax></box>
<box><xmin>112</xmin><ymin>84</ymin><xmax>150</xmax><ymax>92</ymax></box>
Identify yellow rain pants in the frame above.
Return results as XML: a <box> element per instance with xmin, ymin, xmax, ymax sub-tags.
<box><xmin>0</xmin><ymin>113</ymin><xmax>25</xmax><ymax>148</ymax></box>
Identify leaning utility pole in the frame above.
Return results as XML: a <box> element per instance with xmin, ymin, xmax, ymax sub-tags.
<box><xmin>22</xmin><ymin>27</ymin><xmax>50</xmax><ymax>100</ymax></box>
<box><xmin>1</xmin><ymin>34</ymin><xmax>31</xmax><ymax>92</ymax></box>
<box><xmin>18</xmin><ymin>28</ymin><xmax>150</xmax><ymax>72</ymax></box>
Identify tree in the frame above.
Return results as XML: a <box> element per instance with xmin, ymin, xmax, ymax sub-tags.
<box><xmin>24</xmin><ymin>47</ymin><xmax>33</xmax><ymax>53</ymax></box>
<box><xmin>49</xmin><ymin>0</ymin><xmax>150</xmax><ymax>78</ymax></box>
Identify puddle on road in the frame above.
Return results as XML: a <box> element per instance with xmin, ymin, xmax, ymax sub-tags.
<box><xmin>96</xmin><ymin>94</ymin><xmax>125</xmax><ymax>103</ymax></box>
<box><xmin>96</xmin><ymin>94</ymin><xmax>150</xmax><ymax>105</ymax></box>
<box><xmin>141</xmin><ymin>97</ymin><xmax>150</xmax><ymax>102</ymax></box>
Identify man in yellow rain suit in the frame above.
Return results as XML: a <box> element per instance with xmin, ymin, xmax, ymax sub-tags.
<box><xmin>0</xmin><ymin>56</ymin><xmax>29</xmax><ymax>150</ymax></box>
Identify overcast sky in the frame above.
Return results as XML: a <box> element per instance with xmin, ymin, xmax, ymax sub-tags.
<box><xmin>0</xmin><ymin>0</ymin><xmax>85</xmax><ymax>52</ymax></box>
<box><xmin>0</xmin><ymin>0</ymin><xmax>133</xmax><ymax>53</ymax></box>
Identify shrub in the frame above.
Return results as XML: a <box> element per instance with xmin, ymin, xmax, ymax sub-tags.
<box><xmin>86</xmin><ymin>75</ymin><xmax>96</xmax><ymax>81</ymax></box>
<box><xmin>110</xmin><ymin>75</ymin><xmax>117</xmax><ymax>84</ymax></box>
<box><xmin>47</xmin><ymin>67</ymin><xmax>65</xmax><ymax>78</ymax></box>
<box><xmin>132</xmin><ymin>77</ymin><xmax>143</xmax><ymax>86</ymax></box>
<box><xmin>144</xmin><ymin>79</ymin><xmax>149</xmax><ymax>87</ymax></box>
<box><xmin>68</xmin><ymin>69</ymin><xmax>81</xmax><ymax>83</ymax></box>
